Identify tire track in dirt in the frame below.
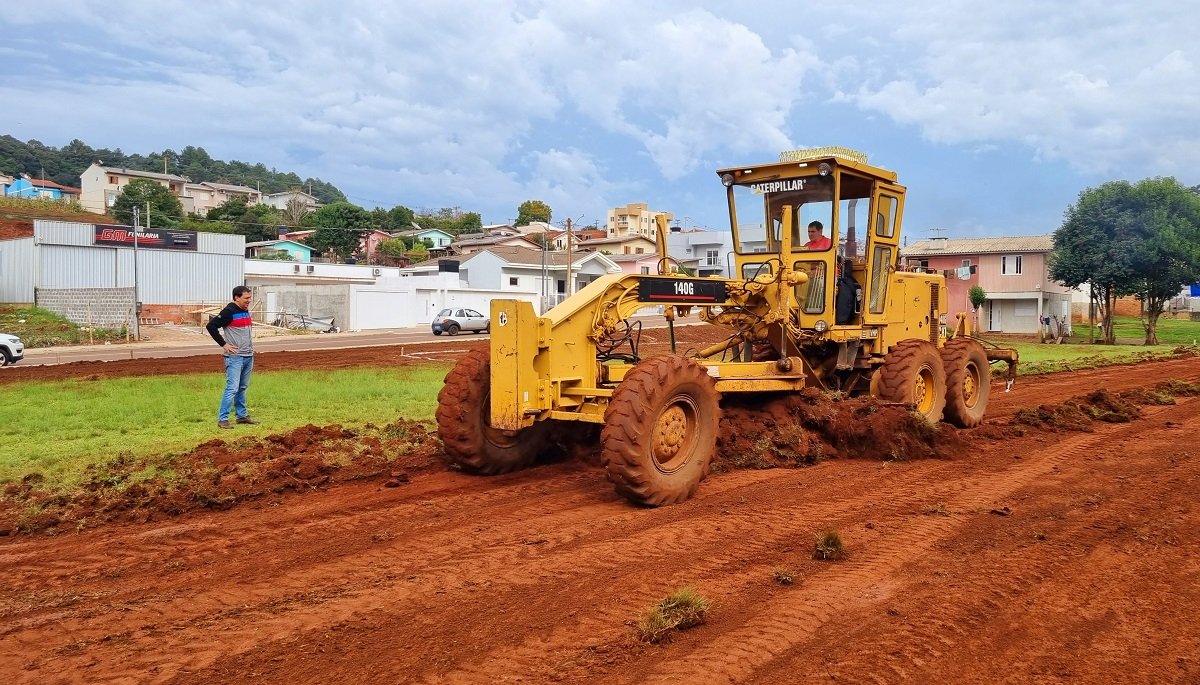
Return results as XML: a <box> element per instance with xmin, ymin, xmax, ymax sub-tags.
<box><xmin>748</xmin><ymin>399</ymin><xmax>1200</xmax><ymax>685</ymax></box>
<box><xmin>627</xmin><ymin>400</ymin><xmax>1196</xmax><ymax>685</ymax></box>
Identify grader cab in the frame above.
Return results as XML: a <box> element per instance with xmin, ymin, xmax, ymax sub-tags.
<box><xmin>436</xmin><ymin>147</ymin><xmax>1018</xmax><ymax>506</ymax></box>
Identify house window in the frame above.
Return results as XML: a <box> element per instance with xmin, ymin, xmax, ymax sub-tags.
<box><xmin>508</xmin><ymin>277</ymin><xmax>519</xmax><ymax>287</ymax></box>
<box><xmin>105</xmin><ymin>190</ymin><xmax>117</xmax><ymax>207</ymax></box>
<box><xmin>705</xmin><ymin>249</ymin><xmax>719</xmax><ymax>266</ymax></box>
<box><xmin>556</xmin><ymin>280</ymin><xmax>565</xmax><ymax>294</ymax></box>
<box><xmin>635</xmin><ymin>248</ymin><xmax>645</xmax><ymax>254</ymax></box>
<box><xmin>640</xmin><ymin>266</ymin><xmax>650</xmax><ymax>275</ymax></box>
<box><xmin>961</xmin><ymin>259</ymin><xmax>971</xmax><ymax>267</ymax></box>
<box><xmin>1001</xmin><ymin>255</ymin><xmax>1023</xmax><ymax>275</ymax></box>
<box><xmin>108</xmin><ymin>175</ymin><xmax>118</xmax><ymax>184</ymax></box>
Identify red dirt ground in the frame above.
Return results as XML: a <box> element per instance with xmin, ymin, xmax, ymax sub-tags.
<box><xmin>2</xmin><ymin>348</ymin><xmax>1199</xmax><ymax>684</ymax></box>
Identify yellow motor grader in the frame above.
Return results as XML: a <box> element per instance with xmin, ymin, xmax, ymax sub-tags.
<box><xmin>436</xmin><ymin>147</ymin><xmax>1017</xmax><ymax>505</ymax></box>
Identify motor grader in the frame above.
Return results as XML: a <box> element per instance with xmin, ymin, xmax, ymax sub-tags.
<box><xmin>436</xmin><ymin>147</ymin><xmax>1018</xmax><ymax>506</ymax></box>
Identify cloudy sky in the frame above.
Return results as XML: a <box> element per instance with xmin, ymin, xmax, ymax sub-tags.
<box><xmin>2</xmin><ymin>1</ymin><xmax>1196</xmax><ymax>238</ymax></box>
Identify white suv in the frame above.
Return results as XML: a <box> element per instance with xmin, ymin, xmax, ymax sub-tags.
<box><xmin>0</xmin><ymin>333</ymin><xmax>24</xmax><ymax>366</ymax></box>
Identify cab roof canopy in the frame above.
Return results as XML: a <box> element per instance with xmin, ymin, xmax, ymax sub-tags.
<box><xmin>716</xmin><ymin>146</ymin><xmax>898</xmax><ymax>184</ymax></box>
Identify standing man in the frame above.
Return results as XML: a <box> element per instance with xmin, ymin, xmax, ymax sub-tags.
<box><xmin>206</xmin><ymin>285</ymin><xmax>260</xmax><ymax>429</ymax></box>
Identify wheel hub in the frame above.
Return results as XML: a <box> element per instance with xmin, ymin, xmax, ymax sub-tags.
<box><xmin>963</xmin><ymin>367</ymin><xmax>979</xmax><ymax>406</ymax></box>
<box><xmin>652</xmin><ymin>405</ymin><xmax>689</xmax><ymax>468</ymax></box>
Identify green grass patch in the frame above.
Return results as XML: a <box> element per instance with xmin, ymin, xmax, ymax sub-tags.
<box><xmin>0</xmin><ymin>364</ymin><xmax>450</xmax><ymax>490</ymax></box>
<box><xmin>0</xmin><ymin>305</ymin><xmax>128</xmax><ymax>347</ymax></box>
<box><xmin>1074</xmin><ymin>315</ymin><xmax>1200</xmax><ymax>346</ymax></box>
<box><xmin>979</xmin><ymin>340</ymin><xmax>1186</xmax><ymax>375</ymax></box>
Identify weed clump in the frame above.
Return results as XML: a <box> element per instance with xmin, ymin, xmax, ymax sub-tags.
<box><xmin>813</xmin><ymin>529</ymin><xmax>846</xmax><ymax>561</ymax></box>
<box><xmin>772</xmin><ymin>568</ymin><xmax>797</xmax><ymax>585</ymax></box>
<box><xmin>636</xmin><ymin>586</ymin><xmax>712</xmax><ymax>644</ymax></box>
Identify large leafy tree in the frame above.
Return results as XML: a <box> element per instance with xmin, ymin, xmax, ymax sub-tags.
<box><xmin>109</xmin><ymin>178</ymin><xmax>185</xmax><ymax>227</ymax></box>
<box><xmin>415</xmin><ymin>207</ymin><xmax>482</xmax><ymax>235</ymax></box>
<box><xmin>303</xmin><ymin>201</ymin><xmax>372</xmax><ymax>260</ymax></box>
<box><xmin>1051</xmin><ymin>178</ymin><xmax>1200</xmax><ymax>345</ymax></box>
<box><xmin>1124</xmin><ymin>178</ymin><xmax>1200</xmax><ymax>344</ymax></box>
<box><xmin>515</xmin><ymin>199</ymin><xmax>552</xmax><ymax>226</ymax></box>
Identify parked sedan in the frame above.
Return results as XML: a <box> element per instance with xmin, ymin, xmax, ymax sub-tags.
<box><xmin>431</xmin><ymin>308</ymin><xmax>490</xmax><ymax>335</ymax></box>
<box><xmin>0</xmin><ymin>332</ymin><xmax>24</xmax><ymax>366</ymax></box>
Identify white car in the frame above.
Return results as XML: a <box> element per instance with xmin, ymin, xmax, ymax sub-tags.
<box><xmin>0</xmin><ymin>332</ymin><xmax>23</xmax><ymax>366</ymax></box>
<box><xmin>431</xmin><ymin>308</ymin><xmax>490</xmax><ymax>335</ymax></box>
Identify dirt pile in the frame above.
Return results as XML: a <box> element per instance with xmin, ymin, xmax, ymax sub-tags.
<box><xmin>0</xmin><ymin>419</ymin><xmax>441</xmax><ymax>535</ymax></box>
<box><xmin>716</xmin><ymin>388</ymin><xmax>965</xmax><ymax>469</ymax></box>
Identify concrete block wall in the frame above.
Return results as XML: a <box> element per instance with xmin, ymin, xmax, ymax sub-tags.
<box><xmin>36</xmin><ymin>287</ymin><xmax>135</xmax><ymax>328</ymax></box>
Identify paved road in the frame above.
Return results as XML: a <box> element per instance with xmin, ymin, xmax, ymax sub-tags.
<box><xmin>18</xmin><ymin>314</ymin><xmax>702</xmax><ymax>366</ymax></box>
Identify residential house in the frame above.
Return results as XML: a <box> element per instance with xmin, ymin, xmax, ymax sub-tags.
<box><xmin>0</xmin><ymin>173</ymin><xmax>14</xmax><ymax>193</ymax></box>
<box><xmin>281</xmin><ymin>228</ymin><xmax>392</xmax><ymax>262</ymax></box>
<box><xmin>3</xmin><ymin>176</ymin><xmax>81</xmax><ymax>202</ymax></box>
<box><xmin>261</xmin><ymin>190</ymin><xmax>320</xmax><ymax>211</ymax></box>
<box><xmin>244</xmin><ymin>239</ymin><xmax>314</xmax><ymax>262</ymax></box>
<box><xmin>606</xmin><ymin>202</ymin><xmax>674</xmax><ymax>241</ymax></box>
<box><xmin>666</xmin><ymin>229</ymin><xmax>734</xmax><ymax>278</ymax></box>
<box><xmin>573</xmin><ymin>234</ymin><xmax>657</xmax><ymax>256</ymax></box>
<box><xmin>392</xmin><ymin>227</ymin><xmax>455</xmax><ymax>253</ymax></box>
<box><xmin>903</xmin><ymin>235</ymin><xmax>1070</xmax><ymax>334</ymax></box>
<box><xmin>544</xmin><ymin>228</ymin><xmax>606</xmax><ymax>250</ymax></box>
<box><xmin>515</xmin><ymin>221</ymin><xmax>553</xmax><ymax>236</ymax></box>
<box><xmin>79</xmin><ymin>163</ymin><xmax>189</xmax><ymax>214</ymax></box>
<box><xmin>402</xmin><ymin>246</ymin><xmax>622</xmax><ymax>311</ymax></box>
<box><xmin>451</xmin><ymin>233</ymin><xmax>544</xmax><ymax>256</ymax></box>
<box><xmin>182</xmin><ymin>181</ymin><xmax>262</xmax><ymax>216</ymax></box>
<box><xmin>608</xmin><ymin>252</ymin><xmax>663</xmax><ymax>276</ymax></box>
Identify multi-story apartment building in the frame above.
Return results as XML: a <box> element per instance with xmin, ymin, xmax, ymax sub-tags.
<box><xmin>606</xmin><ymin>202</ymin><xmax>673</xmax><ymax>241</ymax></box>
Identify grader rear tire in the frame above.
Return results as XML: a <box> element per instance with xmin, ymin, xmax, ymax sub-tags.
<box><xmin>941</xmin><ymin>338</ymin><xmax>991</xmax><ymax>428</ymax></box>
<box><xmin>601</xmin><ymin>356</ymin><xmax>720</xmax><ymax>506</ymax></box>
<box><xmin>875</xmin><ymin>340</ymin><xmax>947</xmax><ymax>424</ymax></box>
<box><xmin>436</xmin><ymin>349</ymin><xmax>548</xmax><ymax>474</ymax></box>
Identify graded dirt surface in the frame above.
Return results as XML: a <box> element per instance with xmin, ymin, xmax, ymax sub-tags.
<box><xmin>2</xmin><ymin>350</ymin><xmax>1199</xmax><ymax>684</ymax></box>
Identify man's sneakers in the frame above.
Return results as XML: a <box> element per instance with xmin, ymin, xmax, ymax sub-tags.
<box><xmin>218</xmin><ymin>417</ymin><xmax>259</xmax><ymax>429</ymax></box>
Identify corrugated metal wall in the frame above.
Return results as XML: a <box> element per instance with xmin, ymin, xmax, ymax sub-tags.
<box><xmin>0</xmin><ymin>237</ymin><xmax>36</xmax><ymax>302</ymax></box>
<box><xmin>31</xmin><ymin>220</ymin><xmax>245</xmax><ymax>304</ymax></box>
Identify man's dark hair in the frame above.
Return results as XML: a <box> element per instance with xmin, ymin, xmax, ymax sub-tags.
<box><xmin>232</xmin><ymin>285</ymin><xmax>251</xmax><ymax>299</ymax></box>
<box><xmin>808</xmin><ymin>221</ymin><xmax>823</xmax><ymax>232</ymax></box>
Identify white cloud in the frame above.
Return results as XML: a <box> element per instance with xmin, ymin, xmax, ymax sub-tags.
<box><xmin>842</xmin><ymin>1</ymin><xmax>1199</xmax><ymax>174</ymax></box>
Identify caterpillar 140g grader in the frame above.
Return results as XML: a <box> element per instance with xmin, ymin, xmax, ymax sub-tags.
<box><xmin>436</xmin><ymin>147</ymin><xmax>1018</xmax><ymax>506</ymax></box>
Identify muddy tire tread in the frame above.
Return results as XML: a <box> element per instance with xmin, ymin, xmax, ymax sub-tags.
<box><xmin>600</xmin><ymin>356</ymin><xmax>720</xmax><ymax>506</ymax></box>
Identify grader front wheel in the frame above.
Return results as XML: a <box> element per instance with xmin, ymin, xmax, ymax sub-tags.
<box><xmin>941</xmin><ymin>338</ymin><xmax>991</xmax><ymax>428</ymax></box>
<box><xmin>436</xmin><ymin>349</ymin><xmax>549</xmax><ymax>474</ymax></box>
<box><xmin>875</xmin><ymin>341</ymin><xmax>947</xmax><ymax>424</ymax></box>
<box><xmin>600</xmin><ymin>356</ymin><xmax>720</xmax><ymax>506</ymax></box>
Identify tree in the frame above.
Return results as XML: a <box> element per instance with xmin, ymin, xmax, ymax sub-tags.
<box><xmin>109</xmin><ymin>178</ymin><xmax>184</xmax><ymax>227</ymax></box>
<box><xmin>1049</xmin><ymin>182</ymin><xmax>1141</xmax><ymax>344</ymax></box>
<box><xmin>1051</xmin><ymin>178</ymin><xmax>1200</xmax><ymax>345</ymax></box>
<box><xmin>515</xmin><ymin>199</ymin><xmax>552</xmax><ymax>226</ymax></box>
<box><xmin>388</xmin><ymin>204</ymin><xmax>416</xmax><ymax>230</ymax></box>
<box><xmin>303</xmin><ymin>202</ymin><xmax>372</xmax><ymax>261</ymax></box>
<box><xmin>1124</xmin><ymin>178</ymin><xmax>1200</xmax><ymax>344</ymax></box>
<box><xmin>282</xmin><ymin>196</ymin><xmax>312</xmax><ymax>226</ymax></box>
<box><xmin>967</xmin><ymin>285</ymin><xmax>987</xmax><ymax>333</ymax></box>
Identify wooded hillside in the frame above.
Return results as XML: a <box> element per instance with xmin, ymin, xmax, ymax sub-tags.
<box><xmin>0</xmin><ymin>135</ymin><xmax>346</xmax><ymax>204</ymax></box>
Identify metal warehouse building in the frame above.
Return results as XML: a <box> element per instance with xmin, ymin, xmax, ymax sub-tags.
<box><xmin>0</xmin><ymin>219</ymin><xmax>244</xmax><ymax>326</ymax></box>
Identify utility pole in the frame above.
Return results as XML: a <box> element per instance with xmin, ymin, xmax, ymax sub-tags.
<box><xmin>131</xmin><ymin>206</ymin><xmax>141</xmax><ymax>341</ymax></box>
<box><xmin>565</xmin><ymin>217</ymin><xmax>573</xmax><ymax>300</ymax></box>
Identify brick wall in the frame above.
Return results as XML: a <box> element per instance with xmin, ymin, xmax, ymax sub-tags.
<box><xmin>35</xmin><ymin>287</ymin><xmax>135</xmax><ymax>328</ymax></box>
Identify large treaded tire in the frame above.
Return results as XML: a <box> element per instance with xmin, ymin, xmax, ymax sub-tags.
<box><xmin>940</xmin><ymin>338</ymin><xmax>991</xmax><ymax>428</ymax></box>
<box><xmin>875</xmin><ymin>340</ymin><xmax>947</xmax><ymax>424</ymax></box>
<box><xmin>436</xmin><ymin>349</ymin><xmax>548</xmax><ymax>474</ymax></box>
<box><xmin>600</xmin><ymin>356</ymin><xmax>720</xmax><ymax>506</ymax></box>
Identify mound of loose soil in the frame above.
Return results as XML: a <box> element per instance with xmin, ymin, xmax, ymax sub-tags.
<box><xmin>716</xmin><ymin>388</ymin><xmax>966</xmax><ymax>470</ymax></box>
<box><xmin>0</xmin><ymin>419</ymin><xmax>441</xmax><ymax>535</ymax></box>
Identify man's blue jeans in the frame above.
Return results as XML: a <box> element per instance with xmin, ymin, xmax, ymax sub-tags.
<box><xmin>218</xmin><ymin>354</ymin><xmax>254</xmax><ymax>421</ymax></box>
